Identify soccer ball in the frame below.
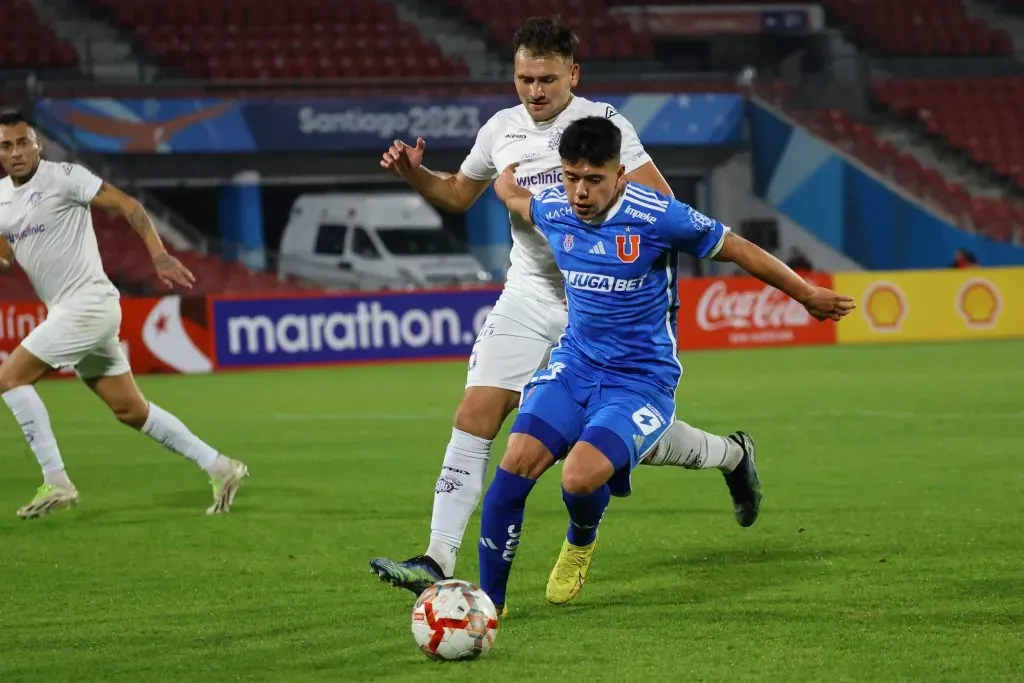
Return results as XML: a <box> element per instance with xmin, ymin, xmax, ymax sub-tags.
<box><xmin>411</xmin><ymin>579</ymin><xmax>499</xmax><ymax>661</ymax></box>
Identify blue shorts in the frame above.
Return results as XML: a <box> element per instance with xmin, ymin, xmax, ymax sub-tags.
<box><xmin>509</xmin><ymin>354</ymin><xmax>675</xmax><ymax>475</ymax></box>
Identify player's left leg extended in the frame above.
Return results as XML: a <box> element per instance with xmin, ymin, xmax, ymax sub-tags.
<box><xmin>643</xmin><ymin>420</ymin><xmax>762</xmax><ymax>527</ymax></box>
<box><xmin>547</xmin><ymin>440</ymin><xmax>615</xmax><ymax>606</ymax></box>
<box><xmin>477</xmin><ymin>366</ymin><xmax>586</xmax><ymax>615</ymax></box>
<box><xmin>77</xmin><ymin>342</ymin><xmax>248</xmax><ymax>514</ymax></box>
<box><xmin>546</xmin><ymin>392</ymin><xmax>675</xmax><ymax>606</ymax></box>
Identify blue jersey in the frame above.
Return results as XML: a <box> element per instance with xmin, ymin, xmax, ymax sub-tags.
<box><xmin>530</xmin><ymin>182</ymin><xmax>728</xmax><ymax>392</ymax></box>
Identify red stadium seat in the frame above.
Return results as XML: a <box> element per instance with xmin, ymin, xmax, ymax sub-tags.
<box><xmin>99</xmin><ymin>0</ymin><xmax>468</xmax><ymax>80</ymax></box>
<box><xmin>873</xmin><ymin>76</ymin><xmax>1024</xmax><ymax>193</ymax></box>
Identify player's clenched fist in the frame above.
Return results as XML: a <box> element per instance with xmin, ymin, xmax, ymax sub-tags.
<box><xmin>799</xmin><ymin>286</ymin><xmax>856</xmax><ymax>322</ymax></box>
<box><xmin>494</xmin><ymin>163</ymin><xmax>521</xmax><ymax>201</ymax></box>
<box><xmin>380</xmin><ymin>137</ymin><xmax>426</xmax><ymax>176</ymax></box>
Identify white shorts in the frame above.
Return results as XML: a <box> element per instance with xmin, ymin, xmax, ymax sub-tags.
<box><xmin>465</xmin><ymin>291</ymin><xmax>568</xmax><ymax>393</ymax></box>
<box><xmin>20</xmin><ymin>290</ymin><xmax>131</xmax><ymax>379</ymax></box>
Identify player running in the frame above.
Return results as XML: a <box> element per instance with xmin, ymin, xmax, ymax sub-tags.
<box><xmin>477</xmin><ymin>116</ymin><xmax>855</xmax><ymax>611</ymax></box>
<box><xmin>0</xmin><ymin>111</ymin><xmax>248</xmax><ymax>519</ymax></box>
<box><xmin>371</xmin><ymin>17</ymin><xmax>773</xmax><ymax>594</ymax></box>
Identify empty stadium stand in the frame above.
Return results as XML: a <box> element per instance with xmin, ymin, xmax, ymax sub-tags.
<box><xmin>813</xmin><ymin>107</ymin><xmax>1023</xmax><ymax>243</ymax></box>
<box><xmin>873</xmin><ymin>77</ymin><xmax>1024</xmax><ymax>192</ymax></box>
<box><xmin>440</xmin><ymin>0</ymin><xmax>655</xmax><ymax>60</ymax></box>
<box><xmin>0</xmin><ymin>0</ymin><xmax>78</xmax><ymax>69</ymax></box>
<box><xmin>93</xmin><ymin>0</ymin><xmax>470</xmax><ymax>80</ymax></box>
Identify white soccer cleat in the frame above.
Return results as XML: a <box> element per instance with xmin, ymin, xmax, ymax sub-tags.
<box><xmin>206</xmin><ymin>458</ymin><xmax>248</xmax><ymax>515</ymax></box>
<box><xmin>17</xmin><ymin>484</ymin><xmax>79</xmax><ymax>520</ymax></box>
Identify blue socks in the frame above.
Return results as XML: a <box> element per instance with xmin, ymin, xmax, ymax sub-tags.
<box><xmin>563</xmin><ymin>483</ymin><xmax>610</xmax><ymax>547</ymax></box>
<box><xmin>478</xmin><ymin>468</ymin><xmax>537</xmax><ymax>607</ymax></box>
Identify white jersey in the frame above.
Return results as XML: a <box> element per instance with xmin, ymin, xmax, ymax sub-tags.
<box><xmin>460</xmin><ymin>96</ymin><xmax>652</xmax><ymax>304</ymax></box>
<box><xmin>0</xmin><ymin>160</ymin><xmax>117</xmax><ymax>308</ymax></box>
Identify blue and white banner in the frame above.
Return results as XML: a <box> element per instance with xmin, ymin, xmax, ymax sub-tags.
<box><xmin>33</xmin><ymin>93</ymin><xmax>745</xmax><ymax>154</ymax></box>
<box><xmin>210</xmin><ymin>289</ymin><xmax>501</xmax><ymax>369</ymax></box>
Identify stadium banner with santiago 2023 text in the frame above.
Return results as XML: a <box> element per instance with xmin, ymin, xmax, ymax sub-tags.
<box><xmin>32</xmin><ymin>94</ymin><xmax>745</xmax><ymax>154</ymax></box>
<box><xmin>0</xmin><ymin>296</ymin><xmax>214</xmax><ymax>377</ymax></box>
<box><xmin>675</xmin><ymin>273</ymin><xmax>838</xmax><ymax>350</ymax></box>
<box><xmin>208</xmin><ymin>288</ymin><xmax>501</xmax><ymax>369</ymax></box>
<box><xmin>833</xmin><ymin>267</ymin><xmax>1024</xmax><ymax>344</ymax></box>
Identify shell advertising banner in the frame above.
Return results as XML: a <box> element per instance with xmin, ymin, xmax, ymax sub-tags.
<box><xmin>832</xmin><ymin>268</ymin><xmax>1024</xmax><ymax>344</ymax></box>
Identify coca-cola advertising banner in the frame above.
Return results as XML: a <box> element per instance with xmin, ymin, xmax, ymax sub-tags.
<box><xmin>677</xmin><ymin>274</ymin><xmax>838</xmax><ymax>350</ymax></box>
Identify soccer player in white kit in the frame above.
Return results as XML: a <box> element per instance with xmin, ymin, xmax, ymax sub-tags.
<box><xmin>369</xmin><ymin>18</ymin><xmax>762</xmax><ymax>594</ymax></box>
<box><xmin>0</xmin><ymin>111</ymin><xmax>248</xmax><ymax>519</ymax></box>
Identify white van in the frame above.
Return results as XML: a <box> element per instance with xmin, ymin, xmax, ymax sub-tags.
<box><xmin>278</xmin><ymin>192</ymin><xmax>491</xmax><ymax>291</ymax></box>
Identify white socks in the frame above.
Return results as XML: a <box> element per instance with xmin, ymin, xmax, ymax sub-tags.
<box><xmin>645</xmin><ymin>420</ymin><xmax>743</xmax><ymax>472</ymax></box>
<box><xmin>2</xmin><ymin>386</ymin><xmax>73</xmax><ymax>487</ymax></box>
<box><xmin>427</xmin><ymin>428</ymin><xmax>492</xmax><ymax>576</ymax></box>
<box><xmin>141</xmin><ymin>402</ymin><xmax>225</xmax><ymax>475</ymax></box>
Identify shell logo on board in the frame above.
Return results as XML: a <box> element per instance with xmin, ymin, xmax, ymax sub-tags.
<box><xmin>957</xmin><ymin>278</ymin><xmax>1001</xmax><ymax>329</ymax></box>
<box><xmin>863</xmin><ymin>282</ymin><xmax>907</xmax><ymax>332</ymax></box>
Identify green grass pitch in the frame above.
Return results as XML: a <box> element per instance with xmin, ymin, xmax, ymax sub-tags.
<box><xmin>1</xmin><ymin>341</ymin><xmax>1022</xmax><ymax>682</ymax></box>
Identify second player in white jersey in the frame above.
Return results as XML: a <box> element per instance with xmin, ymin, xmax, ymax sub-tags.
<box><xmin>0</xmin><ymin>111</ymin><xmax>248</xmax><ymax>519</ymax></box>
<box><xmin>459</xmin><ymin>95</ymin><xmax>653</xmax><ymax>306</ymax></box>
<box><xmin>0</xmin><ymin>160</ymin><xmax>117</xmax><ymax>308</ymax></box>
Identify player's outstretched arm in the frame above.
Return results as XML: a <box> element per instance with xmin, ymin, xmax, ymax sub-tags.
<box><xmin>380</xmin><ymin>137</ymin><xmax>491</xmax><ymax>213</ymax></box>
<box><xmin>493</xmin><ymin>163</ymin><xmax>534</xmax><ymax>223</ymax></box>
<box><xmin>0</xmin><ymin>235</ymin><xmax>12</xmax><ymax>273</ymax></box>
<box><xmin>713</xmin><ymin>232</ymin><xmax>856</xmax><ymax>322</ymax></box>
<box><xmin>90</xmin><ymin>182</ymin><xmax>195</xmax><ymax>290</ymax></box>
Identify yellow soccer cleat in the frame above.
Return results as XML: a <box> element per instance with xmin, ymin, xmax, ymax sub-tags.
<box><xmin>545</xmin><ymin>534</ymin><xmax>598</xmax><ymax>605</ymax></box>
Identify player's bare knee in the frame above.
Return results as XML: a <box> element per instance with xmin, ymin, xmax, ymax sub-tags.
<box><xmin>561</xmin><ymin>464</ymin><xmax>602</xmax><ymax>496</ymax></box>
<box><xmin>0</xmin><ymin>347</ymin><xmax>49</xmax><ymax>392</ymax></box>
<box><xmin>112</xmin><ymin>399</ymin><xmax>149</xmax><ymax>429</ymax></box>
<box><xmin>499</xmin><ymin>433</ymin><xmax>552</xmax><ymax>479</ymax></box>
<box><xmin>562</xmin><ymin>444</ymin><xmax>615</xmax><ymax>495</ymax></box>
<box><xmin>0</xmin><ymin>371</ymin><xmax>23</xmax><ymax>394</ymax></box>
<box><xmin>453</xmin><ymin>387</ymin><xmax>518</xmax><ymax>440</ymax></box>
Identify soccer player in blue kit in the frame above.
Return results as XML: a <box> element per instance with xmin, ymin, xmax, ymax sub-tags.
<box><xmin>478</xmin><ymin>116</ymin><xmax>856</xmax><ymax>613</ymax></box>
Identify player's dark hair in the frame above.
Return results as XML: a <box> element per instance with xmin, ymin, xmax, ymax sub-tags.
<box><xmin>513</xmin><ymin>17</ymin><xmax>577</xmax><ymax>60</ymax></box>
<box><xmin>0</xmin><ymin>110</ymin><xmax>31</xmax><ymax>127</ymax></box>
<box><xmin>559</xmin><ymin>116</ymin><xmax>621</xmax><ymax>168</ymax></box>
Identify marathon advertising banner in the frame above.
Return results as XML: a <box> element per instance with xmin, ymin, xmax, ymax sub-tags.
<box><xmin>33</xmin><ymin>94</ymin><xmax>746</xmax><ymax>154</ymax></box>
<box><xmin>610</xmin><ymin>4</ymin><xmax>825</xmax><ymax>36</ymax></box>
<box><xmin>208</xmin><ymin>288</ymin><xmax>500</xmax><ymax>369</ymax></box>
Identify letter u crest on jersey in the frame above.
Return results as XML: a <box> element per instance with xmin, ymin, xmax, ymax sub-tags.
<box><xmin>615</xmin><ymin>234</ymin><xmax>641</xmax><ymax>263</ymax></box>
<box><xmin>563</xmin><ymin>234</ymin><xmax>574</xmax><ymax>252</ymax></box>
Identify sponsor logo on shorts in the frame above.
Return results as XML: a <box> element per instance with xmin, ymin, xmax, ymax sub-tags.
<box><xmin>632</xmin><ymin>405</ymin><xmax>664</xmax><ymax>436</ymax></box>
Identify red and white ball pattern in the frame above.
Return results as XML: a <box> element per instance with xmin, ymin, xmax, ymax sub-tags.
<box><xmin>411</xmin><ymin>579</ymin><xmax>499</xmax><ymax>661</ymax></box>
